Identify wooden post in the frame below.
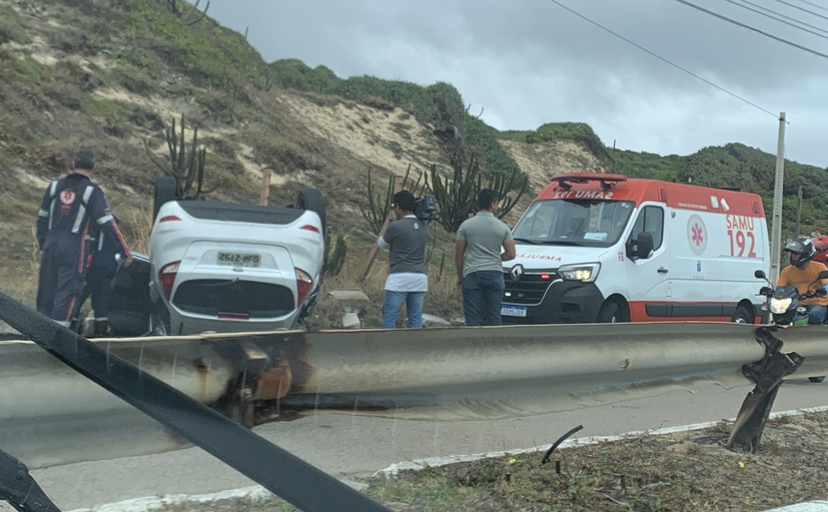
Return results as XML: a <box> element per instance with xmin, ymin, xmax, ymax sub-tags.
<box><xmin>260</xmin><ymin>168</ymin><xmax>272</xmax><ymax>206</ymax></box>
<box><xmin>357</xmin><ymin>175</ymin><xmax>403</xmax><ymax>284</ymax></box>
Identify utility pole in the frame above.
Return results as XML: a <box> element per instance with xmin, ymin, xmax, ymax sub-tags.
<box><xmin>769</xmin><ymin>112</ymin><xmax>786</xmax><ymax>284</ymax></box>
<box><xmin>795</xmin><ymin>185</ymin><xmax>802</xmax><ymax>238</ymax></box>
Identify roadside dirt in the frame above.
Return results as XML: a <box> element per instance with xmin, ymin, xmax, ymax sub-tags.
<box><xmin>280</xmin><ymin>93</ymin><xmax>444</xmax><ymax>177</ymax></box>
<box><xmin>176</xmin><ymin>409</ymin><xmax>828</xmax><ymax>512</ymax></box>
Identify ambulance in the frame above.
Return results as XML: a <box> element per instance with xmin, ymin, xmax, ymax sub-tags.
<box><xmin>500</xmin><ymin>173</ymin><xmax>771</xmax><ymax>324</ymax></box>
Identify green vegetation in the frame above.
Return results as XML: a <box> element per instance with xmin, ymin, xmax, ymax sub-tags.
<box><xmin>501</xmin><ymin>122</ymin><xmax>614</xmax><ymax>163</ymax></box>
<box><xmin>427</xmin><ymin>155</ymin><xmax>528</xmax><ymax>233</ymax></box>
<box><xmin>144</xmin><ymin>114</ymin><xmax>214</xmax><ymax>199</ymax></box>
<box><xmin>323</xmin><ymin>233</ymin><xmax>347</xmax><ymax>278</ymax></box>
<box><xmin>0</xmin><ymin>3</ymin><xmax>32</xmax><ymax>45</ymax></box>
<box><xmin>611</xmin><ymin>143</ymin><xmax>828</xmax><ymax>236</ymax></box>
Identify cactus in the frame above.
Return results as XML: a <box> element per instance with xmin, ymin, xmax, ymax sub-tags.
<box><xmin>253</xmin><ymin>70</ymin><xmax>274</xmax><ymax>92</ymax></box>
<box><xmin>323</xmin><ymin>233</ymin><xmax>347</xmax><ymax>277</ymax></box>
<box><xmin>144</xmin><ymin>113</ymin><xmax>215</xmax><ymax>199</ymax></box>
<box><xmin>425</xmin><ymin>155</ymin><xmax>528</xmax><ymax>233</ymax></box>
<box><xmin>490</xmin><ymin>167</ymin><xmax>529</xmax><ymax>219</ymax></box>
<box><xmin>359</xmin><ymin>164</ymin><xmax>426</xmax><ymax>236</ymax></box>
<box><xmin>426</xmin><ymin>156</ymin><xmax>482</xmax><ymax>233</ymax></box>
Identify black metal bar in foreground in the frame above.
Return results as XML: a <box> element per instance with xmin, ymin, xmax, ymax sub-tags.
<box><xmin>0</xmin><ymin>291</ymin><xmax>391</xmax><ymax>512</ymax></box>
<box><xmin>0</xmin><ymin>448</ymin><xmax>61</xmax><ymax>512</ymax></box>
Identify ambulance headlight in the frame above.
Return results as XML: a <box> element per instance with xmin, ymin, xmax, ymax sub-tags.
<box><xmin>769</xmin><ymin>297</ymin><xmax>792</xmax><ymax>315</ymax></box>
<box><xmin>558</xmin><ymin>263</ymin><xmax>600</xmax><ymax>283</ymax></box>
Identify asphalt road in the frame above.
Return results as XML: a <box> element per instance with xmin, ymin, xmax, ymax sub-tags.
<box><xmin>18</xmin><ymin>377</ymin><xmax>828</xmax><ymax>511</ymax></box>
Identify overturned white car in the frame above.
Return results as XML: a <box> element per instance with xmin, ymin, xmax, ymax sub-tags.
<box><xmin>107</xmin><ymin>177</ymin><xmax>326</xmax><ymax>337</ymax></box>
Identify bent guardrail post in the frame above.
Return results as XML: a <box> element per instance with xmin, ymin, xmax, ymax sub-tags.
<box><xmin>0</xmin><ymin>291</ymin><xmax>391</xmax><ymax>512</ymax></box>
<box><xmin>727</xmin><ymin>326</ymin><xmax>804</xmax><ymax>452</ymax></box>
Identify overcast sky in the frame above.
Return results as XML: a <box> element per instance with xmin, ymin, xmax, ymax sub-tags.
<box><xmin>203</xmin><ymin>0</ymin><xmax>828</xmax><ymax>168</ymax></box>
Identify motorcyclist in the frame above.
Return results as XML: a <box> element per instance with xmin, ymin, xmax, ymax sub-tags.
<box><xmin>776</xmin><ymin>237</ymin><xmax>828</xmax><ymax>325</ymax></box>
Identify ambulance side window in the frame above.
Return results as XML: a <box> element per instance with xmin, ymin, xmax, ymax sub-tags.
<box><xmin>630</xmin><ymin>206</ymin><xmax>664</xmax><ymax>250</ymax></box>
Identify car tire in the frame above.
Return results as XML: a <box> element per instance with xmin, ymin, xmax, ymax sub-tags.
<box><xmin>731</xmin><ymin>305</ymin><xmax>754</xmax><ymax>324</ymax></box>
<box><xmin>297</xmin><ymin>187</ymin><xmax>326</xmax><ymax>234</ymax></box>
<box><xmin>596</xmin><ymin>300</ymin><xmax>625</xmax><ymax>323</ymax></box>
<box><xmin>153</xmin><ymin>176</ymin><xmax>178</xmax><ymax>223</ymax></box>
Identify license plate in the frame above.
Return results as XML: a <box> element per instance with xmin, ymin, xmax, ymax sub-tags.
<box><xmin>501</xmin><ymin>305</ymin><xmax>527</xmax><ymax>317</ymax></box>
<box><xmin>217</xmin><ymin>252</ymin><xmax>261</xmax><ymax>267</ymax></box>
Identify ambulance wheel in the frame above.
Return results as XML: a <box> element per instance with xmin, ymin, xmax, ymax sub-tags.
<box><xmin>809</xmin><ymin>376</ymin><xmax>825</xmax><ymax>383</ymax></box>
<box><xmin>731</xmin><ymin>306</ymin><xmax>754</xmax><ymax>324</ymax></box>
<box><xmin>153</xmin><ymin>176</ymin><xmax>178</xmax><ymax>222</ymax></box>
<box><xmin>596</xmin><ymin>300</ymin><xmax>626</xmax><ymax>323</ymax></box>
<box><xmin>297</xmin><ymin>188</ymin><xmax>326</xmax><ymax>234</ymax></box>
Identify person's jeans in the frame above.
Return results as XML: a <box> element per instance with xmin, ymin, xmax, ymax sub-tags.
<box><xmin>462</xmin><ymin>271</ymin><xmax>505</xmax><ymax>327</ymax></box>
<box><xmin>807</xmin><ymin>304</ymin><xmax>828</xmax><ymax>325</ymax></box>
<box><xmin>381</xmin><ymin>290</ymin><xmax>425</xmax><ymax>329</ymax></box>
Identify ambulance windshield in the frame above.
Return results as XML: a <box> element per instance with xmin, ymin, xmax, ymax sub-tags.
<box><xmin>512</xmin><ymin>199</ymin><xmax>634</xmax><ymax>247</ymax></box>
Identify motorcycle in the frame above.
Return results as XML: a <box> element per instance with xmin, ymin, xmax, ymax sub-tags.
<box><xmin>754</xmin><ymin>269</ymin><xmax>828</xmax><ymax>382</ymax></box>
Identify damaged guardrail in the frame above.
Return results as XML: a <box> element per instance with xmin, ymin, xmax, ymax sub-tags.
<box><xmin>3</xmin><ymin>296</ymin><xmax>828</xmax><ymax>469</ymax></box>
<box><xmin>0</xmin><ymin>292</ymin><xmax>393</xmax><ymax>512</ymax></box>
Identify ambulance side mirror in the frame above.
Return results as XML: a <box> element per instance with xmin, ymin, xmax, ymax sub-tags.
<box><xmin>627</xmin><ymin>231</ymin><xmax>654</xmax><ymax>260</ymax></box>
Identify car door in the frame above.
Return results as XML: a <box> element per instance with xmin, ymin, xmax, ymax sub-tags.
<box><xmin>107</xmin><ymin>252</ymin><xmax>153</xmax><ymax>337</ymax></box>
<box><xmin>625</xmin><ymin>204</ymin><xmax>671</xmax><ymax>320</ymax></box>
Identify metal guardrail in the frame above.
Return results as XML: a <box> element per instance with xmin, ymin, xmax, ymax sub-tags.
<box><xmin>5</xmin><ymin>313</ymin><xmax>828</xmax><ymax>469</ymax></box>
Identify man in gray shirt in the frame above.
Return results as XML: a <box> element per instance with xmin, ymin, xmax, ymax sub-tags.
<box><xmin>455</xmin><ymin>188</ymin><xmax>516</xmax><ymax>326</ymax></box>
<box><xmin>378</xmin><ymin>190</ymin><xmax>430</xmax><ymax>328</ymax></box>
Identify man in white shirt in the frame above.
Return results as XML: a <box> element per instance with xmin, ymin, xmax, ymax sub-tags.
<box><xmin>377</xmin><ymin>190</ymin><xmax>430</xmax><ymax>328</ymax></box>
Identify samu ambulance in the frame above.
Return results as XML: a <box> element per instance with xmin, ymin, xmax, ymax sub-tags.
<box><xmin>500</xmin><ymin>173</ymin><xmax>770</xmax><ymax>324</ymax></box>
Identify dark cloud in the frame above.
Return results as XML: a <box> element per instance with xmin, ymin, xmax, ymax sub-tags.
<box><xmin>204</xmin><ymin>0</ymin><xmax>828</xmax><ymax>167</ymax></box>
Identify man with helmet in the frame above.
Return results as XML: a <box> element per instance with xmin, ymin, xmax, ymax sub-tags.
<box><xmin>777</xmin><ymin>237</ymin><xmax>828</xmax><ymax>325</ymax></box>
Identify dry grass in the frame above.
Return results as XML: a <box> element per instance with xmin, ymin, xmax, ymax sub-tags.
<box><xmin>308</xmin><ymin>241</ymin><xmax>463</xmax><ymax>330</ymax></box>
<box><xmin>0</xmin><ymin>225</ymin><xmax>40</xmax><ymax>306</ymax></box>
<box><xmin>0</xmin><ymin>204</ymin><xmax>151</xmax><ymax>306</ymax></box>
<box><xmin>126</xmin><ymin>205</ymin><xmax>154</xmax><ymax>254</ymax></box>
<box><xmin>172</xmin><ymin>411</ymin><xmax>828</xmax><ymax>512</ymax></box>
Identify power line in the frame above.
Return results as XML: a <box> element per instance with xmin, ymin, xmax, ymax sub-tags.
<box><xmin>794</xmin><ymin>0</ymin><xmax>828</xmax><ymax>14</ymax></box>
<box><xmin>673</xmin><ymin>0</ymin><xmax>828</xmax><ymax>61</ymax></box>
<box><xmin>726</xmin><ymin>0</ymin><xmax>828</xmax><ymax>38</ymax></box>
<box><xmin>770</xmin><ymin>0</ymin><xmax>828</xmax><ymax>22</ymax></box>
<box><xmin>547</xmin><ymin>0</ymin><xmax>778</xmax><ymax>118</ymax></box>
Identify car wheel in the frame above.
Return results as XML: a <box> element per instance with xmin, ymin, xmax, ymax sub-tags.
<box><xmin>153</xmin><ymin>176</ymin><xmax>178</xmax><ymax>223</ymax></box>
<box><xmin>596</xmin><ymin>300</ymin><xmax>625</xmax><ymax>323</ymax></box>
<box><xmin>731</xmin><ymin>305</ymin><xmax>754</xmax><ymax>324</ymax></box>
<box><xmin>297</xmin><ymin>188</ymin><xmax>326</xmax><ymax>234</ymax></box>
